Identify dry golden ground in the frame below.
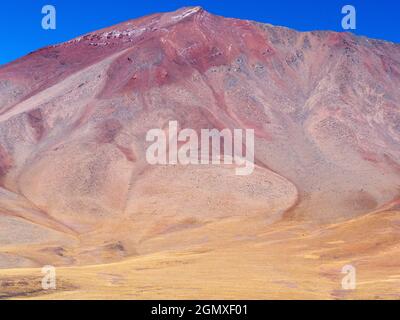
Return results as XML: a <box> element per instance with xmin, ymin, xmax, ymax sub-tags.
<box><xmin>1</xmin><ymin>210</ymin><xmax>400</xmax><ymax>300</ymax></box>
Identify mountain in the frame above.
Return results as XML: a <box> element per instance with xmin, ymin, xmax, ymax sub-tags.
<box><xmin>0</xmin><ymin>7</ymin><xmax>400</xmax><ymax>299</ymax></box>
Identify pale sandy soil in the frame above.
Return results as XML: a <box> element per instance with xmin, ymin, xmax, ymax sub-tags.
<box><xmin>1</xmin><ymin>209</ymin><xmax>399</xmax><ymax>300</ymax></box>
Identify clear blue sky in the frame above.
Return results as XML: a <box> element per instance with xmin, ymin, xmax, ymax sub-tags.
<box><xmin>1</xmin><ymin>0</ymin><xmax>399</xmax><ymax>65</ymax></box>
